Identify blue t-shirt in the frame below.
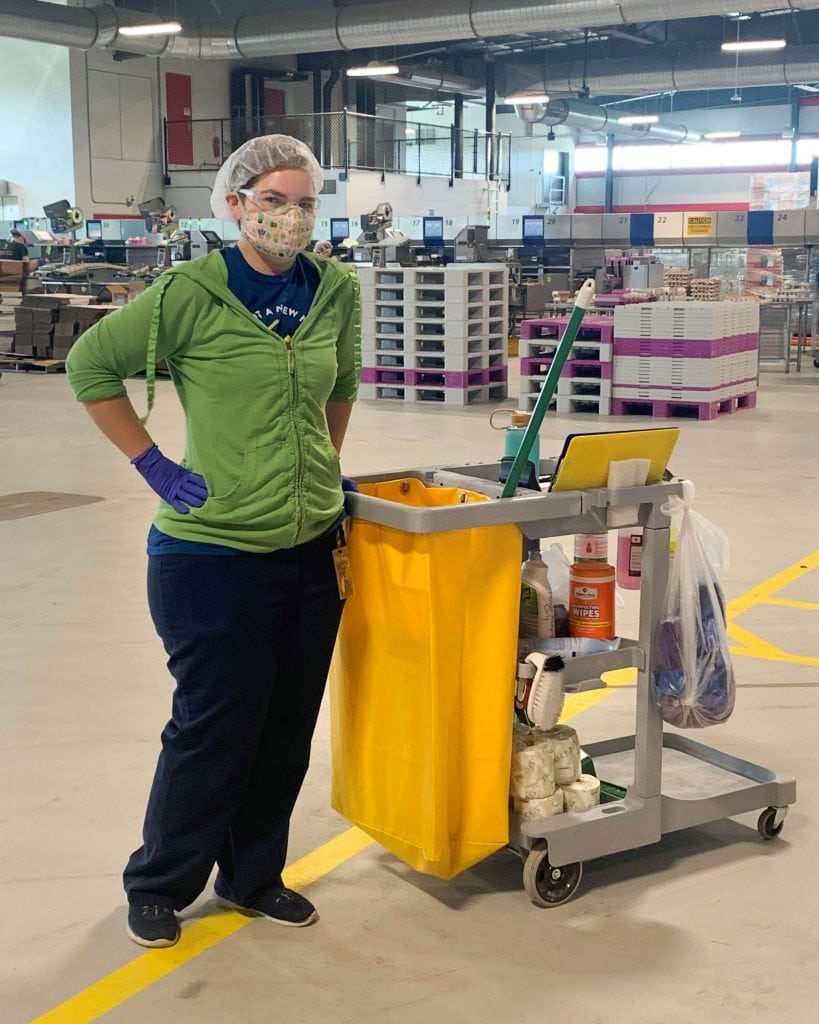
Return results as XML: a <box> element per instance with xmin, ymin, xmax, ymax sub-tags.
<box><xmin>221</xmin><ymin>245</ymin><xmax>320</xmax><ymax>338</ymax></box>
<box><xmin>148</xmin><ymin>246</ymin><xmax>321</xmax><ymax>556</ymax></box>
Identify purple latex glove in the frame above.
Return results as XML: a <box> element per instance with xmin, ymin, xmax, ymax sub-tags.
<box><xmin>131</xmin><ymin>444</ymin><xmax>208</xmax><ymax>515</ymax></box>
<box><xmin>341</xmin><ymin>475</ymin><xmax>359</xmax><ymax>493</ymax></box>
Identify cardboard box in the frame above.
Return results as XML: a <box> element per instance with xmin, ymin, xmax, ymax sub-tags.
<box><xmin>104</xmin><ymin>281</ymin><xmax>146</xmax><ymax>305</ymax></box>
<box><xmin>51</xmin><ymin>340</ymin><xmax>74</xmax><ymax>359</ymax></box>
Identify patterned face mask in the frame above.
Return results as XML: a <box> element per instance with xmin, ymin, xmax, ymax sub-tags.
<box><xmin>241</xmin><ymin>205</ymin><xmax>315</xmax><ymax>261</ymax></box>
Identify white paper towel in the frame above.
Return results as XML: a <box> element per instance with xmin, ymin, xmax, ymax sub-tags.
<box><xmin>606</xmin><ymin>458</ymin><xmax>651</xmax><ymax>528</ymax></box>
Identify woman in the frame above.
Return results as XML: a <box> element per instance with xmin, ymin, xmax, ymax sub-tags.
<box><xmin>66</xmin><ymin>135</ymin><xmax>360</xmax><ymax>948</ymax></box>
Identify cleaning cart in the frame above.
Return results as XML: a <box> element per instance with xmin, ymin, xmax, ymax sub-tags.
<box><xmin>336</xmin><ymin>459</ymin><xmax>796</xmax><ymax>907</ymax></box>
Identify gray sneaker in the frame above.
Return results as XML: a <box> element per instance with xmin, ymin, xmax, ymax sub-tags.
<box><xmin>215</xmin><ymin>885</ymin><xmax>318</xmax><ymax>927</ymax></box>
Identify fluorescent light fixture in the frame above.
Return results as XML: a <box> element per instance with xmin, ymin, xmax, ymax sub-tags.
<box><xmin>705</xmin><ymin>131</ymin><xmax>741</xmax><ymax>139</ymax></box>
<box><xmin>505</xmin><ymin>93</ymin><xmax>550</xmax><ymax>104</ymax></box>
<box><xmin>721</xmin><ymin>38</ymin><xmax>787</xmax><ymax>52</ymax></box>
<box><xmin>119</xmin><ymin>21</ymin><xmax>182</xmax><ymax>37</ymax></box>
<box><xmin>346</xmin><ymin>63</ymin><xmax>400</xmax><ymax>77</ymax></box>
<box><xmin>618</xmin><ymin>114</ymin><xmax>659</xmax><ymax>125</ymax></box>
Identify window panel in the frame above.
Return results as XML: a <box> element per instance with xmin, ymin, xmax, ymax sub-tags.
<box><xmin>574</xmin><ymin>146</ymin><xmax>608</xmax><ymax>174</ymax></box>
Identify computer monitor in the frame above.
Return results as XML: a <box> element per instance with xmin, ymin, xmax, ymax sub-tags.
<box><xmin>423</xmin><ymin>216</ymin><xmax>444</xmax><ymax>246</ymax></box>
<box><xmin>86</xmin><ymin>219</ymin><xmax>103</xmax><ymax>240</ymax></box>
<box><xmin>330</xmin><ymin>218</ymin><xmax>350</xmax><ymax>245</ymax></box>
<box><xmin>13</xmin><ymin>219</ymin><xmax>27</xmax><ymax>231</ymax></box>
<box><xmin>522</xmin><ymin>215</ymin><xmax>545</xmax><ymax>244</ymax></box>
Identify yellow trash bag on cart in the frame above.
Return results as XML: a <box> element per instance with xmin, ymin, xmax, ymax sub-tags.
<box><xmin>330</xmin><ymin>477</ymin><xmax>522</xmax><ymax>879</ymax></box>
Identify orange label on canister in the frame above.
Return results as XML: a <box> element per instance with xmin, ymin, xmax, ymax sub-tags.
<box><xmin>568</xmin><ymin>562</ymin><xmax>616</xmax><ymax>639</ymax></box>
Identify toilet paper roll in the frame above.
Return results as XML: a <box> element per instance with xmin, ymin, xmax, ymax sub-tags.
<box><xmin>514</xmin><ymin>789</ymin><xmax>564</xmax><ymax>820</ymax></box>
<box><xmin>540</xmin><ymin>725</ymin><xmax>582</xmax><ymax>785</ymax></box>
<box><xmin>510</xmin><ymin>742</ymin><xmax>556</xmax><ymax>799</ymax></box>
<box><xmin>560</xmin><ymin>773</ymin><xmax>601</xmax><ymax>811</ymax></box>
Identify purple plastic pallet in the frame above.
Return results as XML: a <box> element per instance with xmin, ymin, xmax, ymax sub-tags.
<box><xmin>611</xmin><ymin>391</ymin><xmax>757</xmax><ymax>421</ymax></box>
<box><xmin>360</xmin><ymin>367</ymin><xmax>408</xmax><ymax>385</ymax></box>
<box><xmin>521</xmin><ymin>356</ymin><xmax>613</xmax><ymax>379</ymax></box>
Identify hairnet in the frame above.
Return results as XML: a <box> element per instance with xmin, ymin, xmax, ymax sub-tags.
<box><xmin>210</xmin><ymin>134</ymin><xmax>323</xmax><ymax>220</ymax></box>
<box><xmin>313</xmin><ymin>239</ymin><xmax>333</xmax><ymax>255</ymax></box>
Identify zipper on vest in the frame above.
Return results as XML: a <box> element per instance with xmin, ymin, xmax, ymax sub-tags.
<box><xmin>284</xmin><ymin>333</ymin><xmax>303</xmax><ymax>538</ymax></box>
<box><xmin>285</xmin><ymin>335</ymin><xmax>295</xmax><ymax>375</ymax></box>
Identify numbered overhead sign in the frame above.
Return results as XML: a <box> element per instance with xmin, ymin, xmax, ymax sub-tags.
<box><xmin>716</xmin><ymin>211</ymin><xmax>748</xmax><ymax>246</ymax></box>
<box><xmin>600</xmin><ymin>212</ymin><xmax>631</xmax><ymax>244</ymax></box>
<box><xmin>543</xmin><ymin>214</ymin><xmax>571</xmax><ymax>240</ymax></box>
<box><xmin>683</xmin><ymin>212</ymin><xmax>717</xmax><ymax>244</ymax></box>
<box><xmin>570</xmin><ymin>213</ymin><xmax>602</xmax><ymax>241</ymax></box>
<box><xmin>772</xmin><ymin>208</ymin><xmax>806</xmax><ymax>244</ymax></box>
<box><xmin>653</xmin><ymin>211</ymin><xmax>683</xmax><ymax>245</ymax></box>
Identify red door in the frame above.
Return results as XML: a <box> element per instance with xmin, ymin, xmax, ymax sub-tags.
<box><xmin>166</xmin><ymin>72</ymin><xmax>193</xmax><ymax>166</ymax></box>
<box><xmin>264</xmin><ymin>87</ymin><xmax>285</xmax><ymax>118</ymax></box>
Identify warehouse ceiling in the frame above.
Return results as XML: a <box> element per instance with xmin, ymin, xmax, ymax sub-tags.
<box><xmin>3</xmin><ymin>1</ymin><xmax>819</xmax><ymax>107</ymax></box>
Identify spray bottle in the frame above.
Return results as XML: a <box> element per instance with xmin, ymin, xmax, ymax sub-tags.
<box><xmin>519</xmin><ymin>546</ymin><xmax>555</xmax><ymax>639</ymax></box>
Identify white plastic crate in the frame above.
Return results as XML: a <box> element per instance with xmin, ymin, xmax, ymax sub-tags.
<box><xmin>556</xmin><ymin>394</ymin><xmax>612</xmax><ymax>415</ymax></box>
<box><xmin>557</xmin><ymin>377</ymin><xmax>613</xmax><ymax>399</ymax></box>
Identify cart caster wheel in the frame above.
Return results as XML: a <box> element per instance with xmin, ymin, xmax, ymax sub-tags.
<box><xmin>757</xmin><ymin>806</ymin><xmax>786</xmax><ymax>840</ymax></box>
<box><xmin>523</xmin><ymin>848</ymin><xmax>583</xmax><ymax>907</ymax></box>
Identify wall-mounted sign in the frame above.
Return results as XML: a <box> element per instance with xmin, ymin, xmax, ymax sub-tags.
<box><xmin>685</xmin><ymin>215</ymin><xmax>715</xmax><ymax>237</ymax></box>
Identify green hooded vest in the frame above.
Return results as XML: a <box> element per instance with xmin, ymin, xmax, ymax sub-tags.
<box><xmin>66</xmin><ymin>250</ymin><xmax>361</xmax><ymax>553</ymax></box>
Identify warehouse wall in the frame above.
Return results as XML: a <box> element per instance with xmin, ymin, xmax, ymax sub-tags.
<box><xmin>344</xmin><ymin>170</ymin><xmax>494</xmax><ymax>222</ymax></box>
<box><xmin>574</xmin><ymin>101</ymin><xmax>819</xmax><ymax>214</ymax></box>
<box><xmin>68</xmin><ymin>50</ymin><xmax>235</xmax><ymax>220</ymax></box>
<box><xmin>576</xmin><ymin>172</ymin><xmax>756</xmax><ymax>211</ymax></box>
<box><xmin>0</xmin><ymin>36</ymin><xmax>75</xmax><ymax>218</ymax></box>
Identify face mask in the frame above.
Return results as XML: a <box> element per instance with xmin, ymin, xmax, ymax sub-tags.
<box><xmin>241</xmin><ymin>205</ymin><xmax>315</xmax><ymax>262</ymax></box>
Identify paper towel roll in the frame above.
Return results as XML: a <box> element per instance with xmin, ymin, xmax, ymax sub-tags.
<box><xmin>510</xmin><ymin>744</ymin><xmax>556</xmax><ymax>799</ymax></box>
<box><xmin>540</xmin><ymin>725</ymin><xmax>582</xmax><ymax>785</ymax></box>
<box><xmin>560</xmin><ymin>773</ymin><xmax>601</xmax><ymax>811</ymax></box>
<box><xmin>514</xmin><ymin>789</ymin><xmax>564</xmax><ymax>820</ymax></box>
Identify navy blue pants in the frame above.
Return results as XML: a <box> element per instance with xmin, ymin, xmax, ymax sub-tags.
<box><xmin>123</xmin><ymin>531</ymin><xmax>343</xmax><ymax>911</ymax></box>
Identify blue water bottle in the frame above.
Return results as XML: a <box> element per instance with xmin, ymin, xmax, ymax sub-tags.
<box><xmin>490</xmin><ymin>409</ymin><xmax>541</xmax><ymax>491</ymax></box>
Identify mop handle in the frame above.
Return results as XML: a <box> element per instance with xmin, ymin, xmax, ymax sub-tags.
<box><xmin>500</xmin><ymin>279</ymin><xmax>597</xmax><ymax>499</ymax></box>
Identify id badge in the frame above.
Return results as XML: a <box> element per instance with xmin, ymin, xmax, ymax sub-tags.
<box><xmin>332</xmin><ymin>527</ymin><xmax>354</xmax><ymax>600</ymax></box>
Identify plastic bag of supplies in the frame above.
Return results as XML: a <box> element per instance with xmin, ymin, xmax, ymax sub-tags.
<box><xmin>330</xmin><ymin>477</ymin><xmax>522</xmax><ymax>879</ymax></box>
<box><xmin>651</xmin><ymin>494</ymin><xmax>735</xmax><ymax>728</ymax></box>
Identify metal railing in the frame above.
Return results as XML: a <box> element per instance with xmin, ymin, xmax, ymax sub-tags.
<box><xmin>163</xmin><ymin>110</ymin><xmax>511</xmax><ymax>189</ymax></box>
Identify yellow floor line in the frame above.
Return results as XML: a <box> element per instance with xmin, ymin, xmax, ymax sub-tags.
<box><xmin>27</xmin><ymin>828</ymin><xmax>374</xmax><ymax>1024</ymax></box>
<box><xmin>727</xmin><ymin>547</ymin><xmax>819</xmax><ymax>666</ymax></box>
<box><xmin>34</xmin><ymin>550</ymin><xmax>818</xmax><ymax>1023</ymax></box>
<box><xmin>726</xmin><ymin>547</ymin><xmax>819</xmax><ymax>617</ymax></box>
<box><xmin>765</xmin><ymin>596</ymin><xmax>819</xmax><ymax>612</ymax></box>
<box><xmin>31</xmin><ymin>672</ymin><xmax>631</xmax><ymax>1024</ymax></box>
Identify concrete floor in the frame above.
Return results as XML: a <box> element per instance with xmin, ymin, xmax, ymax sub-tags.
<box><xmin>2</xmin><ymin>361</ymin><xmax>818</xmax><ymax>1023</ymax></box>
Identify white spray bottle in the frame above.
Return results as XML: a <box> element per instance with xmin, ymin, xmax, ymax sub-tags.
<box><xmin>519</xmin><ymin>547</ymin><xmax>555</xmax><ymax>639</ymax></box>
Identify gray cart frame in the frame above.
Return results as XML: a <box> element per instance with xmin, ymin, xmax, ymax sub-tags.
<box><xmin>347</xmin><ymin>460</ymin><xmax>796</xmax><ymax>906</ymax></box>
